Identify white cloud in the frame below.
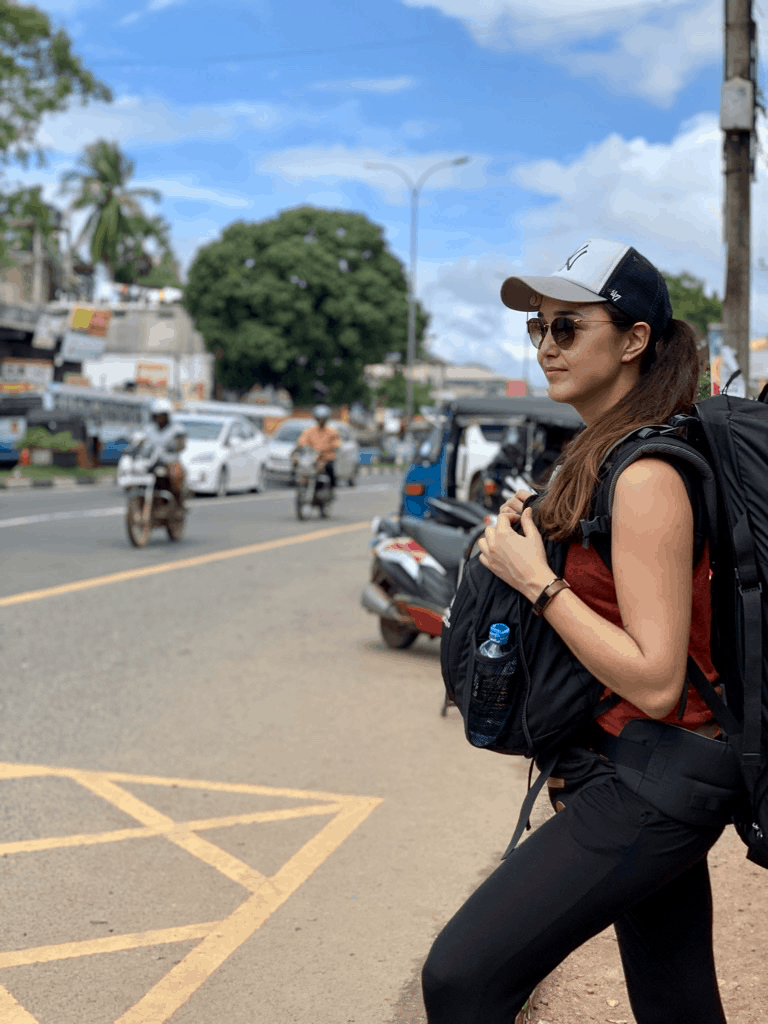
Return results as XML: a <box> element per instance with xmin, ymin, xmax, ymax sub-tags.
<box><xmin>135</xmin><ymin>178</ymin><xmax>254</xmax><ymax>209</ymax></box>
<box><xmin>399</xmin><ymin>0</ymin><xmax>720</xmax><ymax>105</ymax></box>
<box><xmin>35</xmin><ymin>95</ymin><xmax>284</xmax><ymax>153</ymax></box>
<box><xmin>258</xmin><ymin>145</ymin><xmax>483</xmax><ymax>201</ymax></box>
<box><xmin>418</xmin><ymin>111</ymin><xmax>762</xmax><ymax>376</ymax></box>
<box><xmin>119</xmin><ymin>0</ymin><xmax>185</xmax><ymax>27</ymax></box>
<box><xmin>312</xmin><ymin>76</ymin><xmax>418</xmax><ymax>94</ymax></box>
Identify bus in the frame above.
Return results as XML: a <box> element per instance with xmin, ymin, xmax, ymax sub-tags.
<box><xmin>0</xmin><ymin>383</ymin><xmax>151</xmax><ymax>465</ymax></box>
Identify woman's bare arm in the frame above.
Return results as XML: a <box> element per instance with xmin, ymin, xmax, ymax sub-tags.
<box><xmin>538</xmin><ymin>458</ymin><xmax>693</xmax><ymax>718</ymax></box>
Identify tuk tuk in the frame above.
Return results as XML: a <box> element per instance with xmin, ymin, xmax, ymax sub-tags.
<box><xmin>400</xmin><ymin>396</ymin><xmax>583</xmax><ymax>518</ymax></box>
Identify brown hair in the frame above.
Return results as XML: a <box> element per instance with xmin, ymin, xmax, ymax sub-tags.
<box><xmin>535</xmin><ymin>305</ymin><xmax>700</xmax><ymax>542</ymax></box>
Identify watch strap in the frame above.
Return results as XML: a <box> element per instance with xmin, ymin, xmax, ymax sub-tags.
<box><xmin>532</xmin><ymin>577</ymin><xmax>571</xmax><ymax>617</ymax></box>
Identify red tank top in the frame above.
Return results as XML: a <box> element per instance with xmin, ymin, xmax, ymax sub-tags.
<box><xmin>563</xmin><ymin>541</ymin><xmax>718</xmax><ymax>736</ymax></box>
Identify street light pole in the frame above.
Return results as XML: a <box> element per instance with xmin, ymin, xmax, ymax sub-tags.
<box><xmin>365</xmin><ymin>156</ymin><xmax>471</xmax><ymax>441</ymax></box>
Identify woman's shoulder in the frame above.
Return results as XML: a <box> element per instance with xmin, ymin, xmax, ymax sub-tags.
<box><xmin>612</xmin><ymin>457</ymin><xmax>693</xmax><ymax>531</ymax></box>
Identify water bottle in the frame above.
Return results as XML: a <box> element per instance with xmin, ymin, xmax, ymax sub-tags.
<box><xmin>479</xmin><ymin>623</ymin><xmax>512</xmax><ymax>658</ymax></box>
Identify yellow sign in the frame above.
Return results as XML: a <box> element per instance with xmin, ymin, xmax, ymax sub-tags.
<box><xmin>69</xmin><ymin>307</ymin><xmax>112</xmax><ymax>337</ymax></box>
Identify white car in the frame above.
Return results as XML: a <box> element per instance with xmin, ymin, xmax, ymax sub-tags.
<box><xmin>263</xmin><ymin>418</ymin><xmax>360</xmax><ymax>486</ymax></box>
<box><xmin>176</xmin><ymin>413</ymin><xmax>269</xmax><ymax>496</ymax></box>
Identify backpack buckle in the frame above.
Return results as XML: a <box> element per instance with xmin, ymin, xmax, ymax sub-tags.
<box><xmin>579</xmin><ymin>514</ymin><xmax>611</xmax><ymax>549</ymax></box>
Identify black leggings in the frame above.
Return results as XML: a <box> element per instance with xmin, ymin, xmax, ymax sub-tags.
<box><xmin>422</xmin><ymin>764</ymin><xmax>727</xmax><ymax>1024</ymax></box>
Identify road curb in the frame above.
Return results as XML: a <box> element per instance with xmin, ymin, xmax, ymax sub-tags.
<box><xmin>0</xmin><ymin>474</ymin><xmax>117</xmax><ymax>490</ymax></box>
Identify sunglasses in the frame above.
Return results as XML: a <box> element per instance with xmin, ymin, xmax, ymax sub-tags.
<box><xmin>526</xmin><ymin>315</ymin><xmax>614</xmax><ymax>350</ymax></box>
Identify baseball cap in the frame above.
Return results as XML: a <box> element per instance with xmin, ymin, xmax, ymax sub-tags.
<box><xmin>500</xmin><ymin>239</ymin><xmax>673</xmax><ymax>340</ymax></box>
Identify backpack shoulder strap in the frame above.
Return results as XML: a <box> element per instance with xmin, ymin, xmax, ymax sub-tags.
<box><xmin>580</xmin><ymin>423</ymin><xmax>718</xmax><ymax>573</ymax></box>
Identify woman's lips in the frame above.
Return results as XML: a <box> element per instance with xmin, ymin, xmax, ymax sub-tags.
<box><xmin>544</xmin><ymin>367</ymin><xmax>566</xmax><ymax>375</ymax></box>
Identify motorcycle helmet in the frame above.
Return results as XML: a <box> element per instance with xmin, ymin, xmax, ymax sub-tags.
<box><xmin>313</xmin><ymin>403</ymin><xmax>331</xmax><ymax>422</ymax></box>
<box><xmin>151</xmin><ymin>398</ymin><xmax>173</xmax><ymax>416</ymax></box>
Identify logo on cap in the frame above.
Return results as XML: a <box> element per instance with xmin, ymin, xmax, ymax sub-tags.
<box><xmin>562</xmin><ymin>244</ymin><xmax>589</xmax><ymax>272</ymax></box>
<box><xmin>609</xmin><ymin>289</ymin><xmax>621</xmax><ymax>302</ymax></box>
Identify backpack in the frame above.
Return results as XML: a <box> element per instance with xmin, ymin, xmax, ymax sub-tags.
<box><xmin>578</xmin><ymin>388</ymin><xmax>768</xmax><ymax>869</ymax></box>
<box><xmin>441</xmin><ymin>388</ymin><xmax>768</xmax><ymax>868</ymax></box>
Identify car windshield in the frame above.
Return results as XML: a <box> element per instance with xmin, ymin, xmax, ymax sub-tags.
<box><xmin>273</xmin><ymin>424</ymin><xmax>306</xmax><ymax>443</ymax></box>
<box><xmin>178</xmin><ymin>419</ymin><xmax>225</xmax><ymax>441</ymax></box>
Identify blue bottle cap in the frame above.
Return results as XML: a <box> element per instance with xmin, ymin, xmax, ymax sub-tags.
<box><xmin>489</xmin><ymin>623</ymin><xmax>510</xmax><ymax>645</ymax></box>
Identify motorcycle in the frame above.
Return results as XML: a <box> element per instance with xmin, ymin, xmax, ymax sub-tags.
<box><xmin>117</xmin><ymin>441</ymin><xmax>187</xmax><ymax>548</ymax></box>
<box><xmin>294</xmin><ymin>447</ymin><xmax>335</xmax><ymax>520</ymax></box>
<box><xmin>361</xmin><ymin>497</ymin><xmax>493</xmax><ymax>650</ymax></box>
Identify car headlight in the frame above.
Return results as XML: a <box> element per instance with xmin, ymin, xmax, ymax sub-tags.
<box><xmin>191</xmin><ymin>452</ymin><xmax>216</xmax><ymax>463</ymax></box>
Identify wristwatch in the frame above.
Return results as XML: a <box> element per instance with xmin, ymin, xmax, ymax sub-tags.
<box><xmin>532</xmin><ymin>577</ymin><xmax>571</xmax><ymax>617</ymax></box>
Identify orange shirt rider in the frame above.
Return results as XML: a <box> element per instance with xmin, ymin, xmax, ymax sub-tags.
<box><xmin>295</xmin><ymin>422</ymin><xmax>340</xmax><ymax>468</ymax></box>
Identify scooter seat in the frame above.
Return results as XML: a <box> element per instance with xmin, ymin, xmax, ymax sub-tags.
<box><xmin>400</xmin><ymin>516</ymin><xmax>472</xmax><ymax>575</ymax></box>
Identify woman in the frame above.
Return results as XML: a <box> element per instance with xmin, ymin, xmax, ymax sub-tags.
<box><xmin>422</xmin><ymin>239</ymin><xmax>738</xmax><ymax>1024</ymax></box>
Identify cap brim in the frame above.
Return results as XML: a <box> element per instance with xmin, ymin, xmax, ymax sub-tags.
<box><xmin>500</xmin><ymin>274</ymin><xmax>606</xmax><ymax>311</ymax></box>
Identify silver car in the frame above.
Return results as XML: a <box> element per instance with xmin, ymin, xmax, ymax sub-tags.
<box><xmin>263</xmin><ymin>418</ymin><xmax>360</xmax><ymax>486</ymax></box>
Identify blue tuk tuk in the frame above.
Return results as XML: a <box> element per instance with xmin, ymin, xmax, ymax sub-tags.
<box><xmin>400</xmin><ymin>395</ymin><xmax>584</xmax><ymax>518</ymax></box>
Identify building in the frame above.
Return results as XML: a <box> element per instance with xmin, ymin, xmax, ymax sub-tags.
<box><xmin>81</xmin><ymin>302</ymin><xmax>213</xmax><ymax>401</ymax></box>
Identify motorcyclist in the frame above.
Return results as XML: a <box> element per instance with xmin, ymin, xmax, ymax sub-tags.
<box><xmin>292</xmin><ymin>404</ymin><xmax>340</xmax><ymax>489</ymax></box>
<box><xmin>143</xmin><ymin>397</ymin><xmax>187</xmax><ymax>505</ymax></box>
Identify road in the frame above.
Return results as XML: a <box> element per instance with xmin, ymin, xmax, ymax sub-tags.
<box><xmin>0</xmin><ymin>476</ymin><xmax>529</xmax><ymax>1024</ymax></box>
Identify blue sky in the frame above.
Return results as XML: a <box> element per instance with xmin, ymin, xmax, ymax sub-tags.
<box><xmin>8</xmin><ymin>0</ymin><xmax>766</xmax><ymax>386</ymax></box>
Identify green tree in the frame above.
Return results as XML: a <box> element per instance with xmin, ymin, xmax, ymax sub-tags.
<box><xmin>184</xmin><ymin>206</ymin><xmax>429</xmax><ymax>404</ymax></box>
<box><xmin>374</xmin><ymin>370</ymin><xmax>432</xmax><ymax>411</ymax></box>
<box><xmin>663</xmin><ymin>272</ymin><xmax>723</xmax><ymax>337</ymax></box>
<box><xmin>61</xmin><ymin>139</ymin><xmax>165</xmax><ymax>279</ymax></box>
<box><xmin>0</xmin><ymin>185</ymin><xmax>60</xmax><ymax>257</ymax></box>
<box><xmin>113</xmin><ymin>214</ymin><xmax>181</xmax><ymax>288</ymax></box>
<box><xmin>0</xmin><ymin>1</ymin><xmax>111</xmax><ymax>167</ymax></box>
<box><xmin>662</xmin><ymin>272</ymin><xmax>722</xmax><ymax>401</ymax></box>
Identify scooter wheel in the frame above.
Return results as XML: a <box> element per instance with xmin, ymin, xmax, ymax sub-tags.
<box><xmin>126</xmin><ymin>497</ymin><xmax>150</xmax><ymax>548</ymax></box>
<box><xmin>379</xmin><ymin>618</ymin><xmax>419</xmax><ymax>649</ymax></box>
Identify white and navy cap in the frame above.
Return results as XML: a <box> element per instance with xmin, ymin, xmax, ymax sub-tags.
<box><xmin>500</xmin><ymin>239</ymin><xmax>673</xmax><ymax>340</ymax></box>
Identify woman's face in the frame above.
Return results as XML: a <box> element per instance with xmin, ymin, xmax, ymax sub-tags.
<box><xmin>533</xmin><ymin>297</ymin><xmax>648</xmax><ymax>423</ymax></box>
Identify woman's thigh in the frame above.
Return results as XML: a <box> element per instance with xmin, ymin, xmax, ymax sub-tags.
<box><xmin>422</xmin><ymin>775</ymin><xmax>723</xmax><ymax>1024</ymax></box>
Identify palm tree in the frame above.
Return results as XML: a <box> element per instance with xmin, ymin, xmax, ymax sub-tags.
<box><xmin>61</xmin><ymin>140</ymin><xmax>162</xmax><ymax>279</ymax></box>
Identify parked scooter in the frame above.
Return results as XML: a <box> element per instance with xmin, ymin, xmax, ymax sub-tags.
<box><xmin>118</xmin><ymin>441</ymin><xmax>186</xmax><ymax>547</ymax></box>
<box><xmin>294</xmin><ymin>447</ymin><xmax>335</xmax><ymax>520</ymax></box>
<box><xmin>361</xmin><ymin>497</ymin><xmax>493</xmax><ymax>650</ymax></box>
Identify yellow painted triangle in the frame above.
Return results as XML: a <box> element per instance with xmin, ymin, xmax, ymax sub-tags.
<box><xmin>0</xmin><ymin>762</ymin><xmax>382</xmax><ymax>1024</ymax></box>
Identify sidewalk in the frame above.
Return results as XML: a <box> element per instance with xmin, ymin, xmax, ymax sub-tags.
<box><xmin>532</xmin><ymin>824</ymin><xmax>767</xmax><ymax>1023</ymax></box>
<box><xmin>0</xmin><ymin>472</ymin><xmax>116</xmax><ymax>489</ymax></box>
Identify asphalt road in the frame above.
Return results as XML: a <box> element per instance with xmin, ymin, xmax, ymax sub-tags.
<box><xmin>0</xmin><ymin>475</ymin><xmax>529</xmax><ymax>1024</ymax></box>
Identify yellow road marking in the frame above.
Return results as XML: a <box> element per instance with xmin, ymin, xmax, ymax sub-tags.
<box><xmin>0</xmin><ymin>986</ymin><xmax>39</xmax><ymax>1023</ymax></box>
<box><xmin>0</xmin><ymin>923</ymin><xmax>217</xmax><ymax>970</ymax></box>
<box><xmin>0</xmin><ymin>763</ymin><xmax>382</xmax><ymax>1023</ymax></box>
<box><xmin>0</xmin><ymin>803</ymin><xmax>346</xmax><ymax>857</ymax></box>
<box><xmin>115</xmin><ymin>797</ymin><xmax>382</xmax><ymax>1024</ymax></box>
<box><xmin>73</xmin><ymin>772</ymin><xmax>272</xmax><ymax>893</ymax></box>
<box><xmin>0</xmin><ymin>520</ymin><xmax>369</xmax><ymax>608</ymax></box>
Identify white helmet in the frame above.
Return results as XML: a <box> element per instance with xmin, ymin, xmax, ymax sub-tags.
<box><xmin>151</xmin><ymin>398</ymin><xmax>173</xmax><ymax>416</ymax></box>
<box><xmin>313</xmin><ymin>403</ymin><xmax>331</xmax><ymax>421</ymax></box>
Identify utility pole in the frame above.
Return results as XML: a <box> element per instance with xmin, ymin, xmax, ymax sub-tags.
<box><xmin>721</xmin><ymin>0</ymin><xmax>756</xmax><ymax>392</ymax></box>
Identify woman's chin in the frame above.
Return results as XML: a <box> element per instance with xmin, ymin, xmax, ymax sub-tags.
<box><xmin>546</xmin><ymin>377</ymin><xmax>571</xmax><ymax>402</ymax></box>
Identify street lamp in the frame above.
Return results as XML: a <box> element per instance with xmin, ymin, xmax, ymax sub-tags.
<box><xmin>365</xmin><ymin>155</ymin><xmax>471</xmax><ymax>440</ymax></box>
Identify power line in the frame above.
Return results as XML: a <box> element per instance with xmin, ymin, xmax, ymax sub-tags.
<box><xmin>89</xmin><ymin>36</ymin><xmax>432</xmax><ymax>69</ymax></box>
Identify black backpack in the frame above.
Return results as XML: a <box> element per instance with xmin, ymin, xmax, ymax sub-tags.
<box><xmin>441</xmin><ymin>389</ymin><xmax>768</xmax><ymax>868</ymax></box>
<box><xmin>578</xmin><ymin>390</ymin><xmax>768</xmax><ymax>869</ymax></box>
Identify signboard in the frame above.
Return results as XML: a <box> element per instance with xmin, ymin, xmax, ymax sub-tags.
<box><xmin>505</xmin><ymin>379</ymin><xmax>527</xmax><ymax>397</ymax></box>
<box><xmin>32</xmin><ymin>313</ymin><xmax>65</xmax><ymax>350</ymax></box>
<box><xmin>60</xmin><ymin>331</ymin><xmax>106</xmax><ymax>362</ymax></box>
<box><xmin>136</xmin><ymin>361</ymin><xmax>169</xmax><ymax>391</ymax></box>
<box><xmin>708</xmin><ymin>322</ymin><xmax>745</xmax><ymax>397</ymax></box>
<box><xmin>70</xmin><ymin>306</ymin><xmax>112</xmax><ymax>337</ymax></box>
<box><xmin>1</xmin><ymin>359</ymin><xmax>54</xmax><ymax>386</ymax></box>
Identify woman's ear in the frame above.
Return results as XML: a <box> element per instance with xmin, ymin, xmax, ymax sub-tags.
<box><xmin>621</xmin><ymin>321</ymin><xmax>651</xmax><ymax>364</ymax></box>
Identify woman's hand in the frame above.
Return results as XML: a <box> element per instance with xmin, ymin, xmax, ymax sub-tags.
<box><xmin>477</xmin><ymin>507</ymin><xmax>554</xmax><ymax>602</ymax></box>
<box><xmin>498</xmin><ymin>489</ymin><xmax>536</xmax><ymax>525</ymax></box>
